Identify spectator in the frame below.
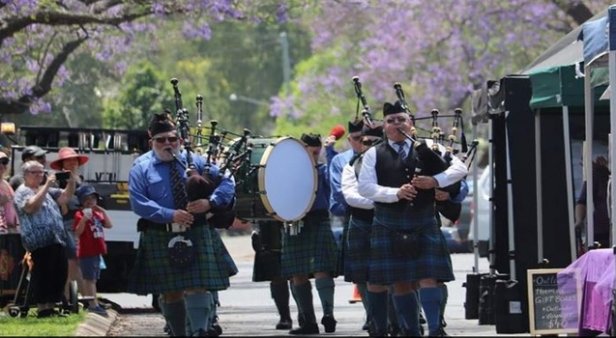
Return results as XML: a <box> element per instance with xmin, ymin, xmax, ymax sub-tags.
<box><xmin>575</xmin><ymin>155</ymin><xmax>610</xmax><ymax>249</ymax></box>
<box><xmin>49</xmin><ymin>147</ymin><xmax>89</xmax><ymax>306</ymax></box>
<box><xmin>9</xmin><ymin>146</ymin><xmax>47</xmax><ymax>191</ymax></box>
<box><xmin>73</xmin><ymin>184</ymin><xmax>112</xmax><ymax>316</ymax></box>
<box><xmin>14</xmin><ymin>160</ymin><xmax>76</xmax><ymax>318</ymax></box>
<box><xmin>0</xmin><ymin>151</ymin><xmax>18</xmax><ymax>234</ymax></box>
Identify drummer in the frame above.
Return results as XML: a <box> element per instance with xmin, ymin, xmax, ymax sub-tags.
<box><xmin>280</xmin><ymin>133</ymin><xmax>338</xmax><ymax>335</ymax></box>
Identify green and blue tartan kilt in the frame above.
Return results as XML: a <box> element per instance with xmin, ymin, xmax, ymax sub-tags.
<box><xmin>212</xmin><ymin>229</ymin><xmax>238</xmax><ymax>277</ymax></box>
<box><xmin>345</xmin><ymin>215</ymin><xmax>372</xmax><ymax>283</ymax></box>
<box><xmin>127</xmin><ymin>225</ymin><xmax>231</xmax><ymax>295</ymax></box>
<box><xmin>337</xmin><ymin>217</ymin><xmax>350</xmax><ymax>281</ymax></box>
<box><xmin>280</xmin><ymin>215</ymin><xmax>339</xmax><ymax>278</ymax></box>
<box><xmin>368</xmin><ymin>206</ymin><xmax>454</xmax><ymax>285</ymax></box>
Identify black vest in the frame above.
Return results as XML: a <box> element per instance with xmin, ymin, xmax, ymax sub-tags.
<box><xmin>374</xmin><ymin>142</ymin><xmax>434</xmax><ymax>210</ymax></box>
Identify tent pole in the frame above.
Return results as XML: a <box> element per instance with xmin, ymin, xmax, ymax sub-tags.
<box><xmin>610</xmin><ymin>7</ymin><xmax>616</xmax><ymax>249</ymax></box>
<box><xmin>535</xmin><ymin>110</ymin><xmax>544</xmax><ymax>263</ymax></box>
<box><xmin>563</xmin><ymin>105</ymin><xmax>576</xmax><ymax>263</ymax></box>
<box><xmin>584</xmin><ymin>66</ymin><xmax>595</xmax><ymax>249</ymax></box>
<box><xmin>472</xmin><ymin>122</ymin><xmax>480</xmax><ymax>273</ymax></box>
<box><xmin>488</xmin><ymin>115</ymin><xmax>495</xmax><ymax>276</ymax></box>
<box><xmin>506</xmin><ymin>110</ymin><xmax>517</xmax><ymax>280</ymax></box>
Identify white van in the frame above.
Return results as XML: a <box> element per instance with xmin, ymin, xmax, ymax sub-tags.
<box><xmin>468</xmin><ymin>167</ymin><xmax>491</xmax><ymax>256</ymax></box>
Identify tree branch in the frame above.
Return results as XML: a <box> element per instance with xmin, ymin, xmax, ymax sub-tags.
<box><xmin>0</xmin><ymin>36</ymin><xmax>87</xmax><ymax>115</ymax></box>
<box><xmin>0</xmin><ymin>10</ymin><xmax>148</xmax><ymax>46</ymax></box>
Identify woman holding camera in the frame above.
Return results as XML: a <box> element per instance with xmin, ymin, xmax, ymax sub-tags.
<box><xmin>49</xmin><ymin>147</ymin><xmax>89</xmax><ymax>308</ymax></box>
<box><xmin>14</xmin><ymin>160</ymin><xmax>77</xmax><ymax>317</ymax></box>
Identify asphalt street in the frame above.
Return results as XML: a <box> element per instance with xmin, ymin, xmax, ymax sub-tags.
<box><xmin>101</xmin><ymin>234</ymin><xmax>529</xmax><ymax>336</ymax></box>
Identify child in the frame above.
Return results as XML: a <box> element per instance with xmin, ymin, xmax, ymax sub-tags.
<box><xmin>73</xmin><ymin>184</ymin><xmax>112</xmax><ymax>316</ymax></box>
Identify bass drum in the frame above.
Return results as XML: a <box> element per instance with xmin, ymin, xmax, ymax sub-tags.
<box><xmin>234</xmin><ymin>137</ymin><xmax>317</xmax><ymax>222</ymax></box>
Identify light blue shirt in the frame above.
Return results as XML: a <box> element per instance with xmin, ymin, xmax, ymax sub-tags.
<box><xmin>128</xmin><ymin>150</ymin><xmax>235</xmax><ymax>224</ymax></box>
<box><xmin>328</xmin><ymin>149</ymin><xmax>354</xmax><ymax>216</ymax></box>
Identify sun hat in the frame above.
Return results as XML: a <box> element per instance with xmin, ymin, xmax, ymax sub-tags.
<box><xmin>49</xmin><ymin>147</ymin><xmax>89</xmax><ymax>170</ymax></box>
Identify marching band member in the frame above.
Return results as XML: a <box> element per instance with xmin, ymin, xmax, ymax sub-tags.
<box><xmin>128</xmin><ymin>113</ymin><xmax>235</xmax><ymax>336</ymax></box>
<box><xmin>281</xmin><ymin>133</ymin><xmax>338</xmax><ymax>335</ymax></box>
<box><xmin>357</xmin><ymin>101</ymin><xmax>466</xmax><ymax>336</ymax></box>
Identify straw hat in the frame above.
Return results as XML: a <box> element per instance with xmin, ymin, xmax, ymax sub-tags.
<box><xmin>49</xmin><ymin>147</ymin><xmax>89</xmax><ymax>170</ymax></box>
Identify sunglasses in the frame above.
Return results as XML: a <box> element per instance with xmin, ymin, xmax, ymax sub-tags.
<box><xmin>362</xmin><ymin>139</ymin><xmax>378</xmax><ymax>146</ymax></box>
<box><xmin>152</xmin><ymin>136</ymin><xmax>179</xmax><ymax>144</ymax></box>
<box><xmin>385</xmin><ymin>116</ymin><xmax>409</xmax><ymax>124</ymax></box>
<box><xmin>350</xmin><ymin>135</ymin><xmax>363</xmax><ymax>142</ymax></box>
<box><xmin>0</xmin><ymin>158</ymin><xmax>8</xmax><ymax>165</ymax></box>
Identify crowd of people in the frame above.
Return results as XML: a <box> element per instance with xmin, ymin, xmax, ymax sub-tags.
<box><xmin>1</xmin><ymin>145</ymin><xmax>113</xmax><ymax>318</ymax></box>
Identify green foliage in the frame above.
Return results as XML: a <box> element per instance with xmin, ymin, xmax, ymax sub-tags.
<box><xmin>102</xmin><ymin>61</ymin><xmax>174</xmax><ymax>130</ymax></box>
<box><xmin>0</xmin><ymin>311</ymin><xmax>86</xmax><ymax>336</ymax></box>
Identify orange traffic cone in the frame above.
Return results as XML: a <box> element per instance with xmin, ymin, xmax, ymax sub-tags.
<box><xmin>348</xmin><ymin>284</ymin><xmax>362</xmax><ymax>304</ymax></box>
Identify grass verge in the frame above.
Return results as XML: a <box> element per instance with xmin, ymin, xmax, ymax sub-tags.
<box><xmin>0</xmin><ymin>310</ymin><xmax>86</xmax><ymax>336</ymax></box>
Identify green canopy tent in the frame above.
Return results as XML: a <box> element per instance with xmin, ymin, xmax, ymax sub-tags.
<box><xmin>524</xmin><ymin>63</ymin><xmax>608</xmax><ymax>264</ymax></box>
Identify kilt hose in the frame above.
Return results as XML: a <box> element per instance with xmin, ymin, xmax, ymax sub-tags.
<box><xmin>128</xmin><ymin>225</ymin><xmax>231</xmax><ymax>295</ymax></box>
<box><xmin>345</xmin><ymin>215</ymin><xmax>372</xmax><ymax>283</ymax></box>
<box><xmin>280</xmin><ymin>213</ymin><xmax>338</xmax><ymax>278</ymax></box>
<box><xmin>368</xmin><ymin>206</ymin><xmax>454</xmax><ymax>285</ymax></box>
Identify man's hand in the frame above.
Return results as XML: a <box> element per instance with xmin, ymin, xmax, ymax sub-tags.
<box><xmin>434</xmin><ymin>189</ymin><xmax>450</xmax><ymax>202</ymax></box>
<box><xmin>411</xmin><ymin>176</ymin><xmax>438</xmax><ymax>190</ymax></box>
<box><xmin>397</xmin><ymin>183</ymin><xmax>417</xmax><ymax>201</ymax></box>
<box><xmin>187</xmin><ymin>199</ymin><xmax>212</xmax><ymax>214</ymax></box>
<box><xmin>324</xmin><ymin>135</ymin><xmax>337</xmax><ymax>147</ymax></box>
<box><xmin>173</xmin><ymin>210</ymin><xmax>194</xmax><ymax>226</ymax></box>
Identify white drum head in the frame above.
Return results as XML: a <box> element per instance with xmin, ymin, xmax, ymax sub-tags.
<box><xmin>258</xmin><ymin>137</ymin><xmax>317</xmax><ymax>222</ymax></box>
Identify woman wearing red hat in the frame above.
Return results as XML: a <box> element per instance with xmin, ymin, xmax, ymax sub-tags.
<box><xmin>50</xmin><ymin>147</ymin><xmax>89</xmax><ymax>307</ymax></box>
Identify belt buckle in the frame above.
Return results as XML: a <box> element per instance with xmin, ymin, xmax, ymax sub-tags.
<box><xmin>167</xmin><ymin>223</ymin><xmax>187</xmax><ymax>233</ymax></box>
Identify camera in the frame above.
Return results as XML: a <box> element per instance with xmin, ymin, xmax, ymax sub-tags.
<box><xmin>55</xmin><ymin>171</ymin><xmax>71</xmax><ymax>181</ymax></box>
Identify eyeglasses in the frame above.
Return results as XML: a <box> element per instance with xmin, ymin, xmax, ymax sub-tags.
<box><xmin>385</xmin><ymin>116</ymin><xmax>409</xmax><ymax>124</ymax></box>
<box><xmin>362</xmin><ymin>139</ymin><xmax>378</xmax><ymax>146</ymax></box>
<box><xmin>0</xmin><ymin>158</ymin><xmax>8</xmax><ymax>165</ymax></box>
<box><xmin>27</xmin><ymin>170</ymin><xmax>44</xmax><ymax>175</ymax></box>
<box><xmin>152</xmin><ymin>136</ymin><xmax>179</xmax><ymax>144</ymax></box>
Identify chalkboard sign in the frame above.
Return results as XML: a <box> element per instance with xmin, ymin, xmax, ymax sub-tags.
<box><xmin>527</xmin><ymin>268</ymin><xmax>581</xmax><ymax>335</ymax></box>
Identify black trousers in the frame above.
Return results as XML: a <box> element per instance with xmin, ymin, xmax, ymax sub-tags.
<box><xmin>30</xmin><ymin>243</ymin><xmax>68</xmax><ymax>305</ymax></box>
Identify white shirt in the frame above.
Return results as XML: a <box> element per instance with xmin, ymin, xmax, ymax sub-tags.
<box><xmin>341</xmin><ymin>163</ymin><xmax>374</xmax><ymax>210</ymax></box>
<box><xmin>357</xmin><ymin>139</ymin><xmax>467</xmax><ymax>203</ymax></box>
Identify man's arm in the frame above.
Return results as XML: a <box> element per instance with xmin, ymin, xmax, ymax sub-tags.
<box><xmin>357</xmin><ymin>147</ymin><xmax>400</xmax><ymax>203</ymax></box>
<box><xmin>128</xmin><ymin>163</ymin><xmax>175</xmax><ymax>223</ymax></box>
<box><xmin>329</xmin><ymin>154</ymin><xmax>348</xmax><ymax>216</ymax></box>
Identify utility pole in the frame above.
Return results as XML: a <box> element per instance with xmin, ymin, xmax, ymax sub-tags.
<box><xmin>280</xmin><ymin>31</ymin><xmax>291</xmax><ymax>91</ymax></box>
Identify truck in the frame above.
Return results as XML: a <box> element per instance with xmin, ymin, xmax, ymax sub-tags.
<box><xmin>8</xmin><ymin>126</ymin><xmax>150</xmax><ymax>292</ymax></box>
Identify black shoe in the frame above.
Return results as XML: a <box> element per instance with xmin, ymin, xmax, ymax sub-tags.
<box><xmin>192</xmin><ymin>328</ymin><xmax>209</xmax><ymax>337</ymax></box>
<box><xmin>207</xmin><ymin>327</ymin><xmax>220</xmax><ymax>337</ymax></box>
<box><xmin>362</xmin><ymin>320</ymin><xmax>370</xmax><ymax>331</ymax></box>
<box><xmin>289</xmin><ymin>323</ymin><xmax>319</xmax><ymax>335</ymax></box>
<box><xmin>212</xmin><ymin>320</ymin><xmax>223</xmax><ymax>336</ymax></box>
<box><xmin>321</xmin><ymin>315</ymin><xmax>337</xmax><ymax>333</ymax></box>
<box><xmin>276</xmin><ymin>318</ymin><xmax>292</xmax><ymax>330</ymax></box>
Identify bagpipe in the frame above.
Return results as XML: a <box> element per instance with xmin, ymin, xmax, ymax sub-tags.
<box><xmin>168</xmin><ymin>78</ymin><xmax>253</xmax><ymax>229</ymax></box>
<box><xmin>351</xmin><ymin>76</ymin><xmax>479</xmax><ymax>222</ymax></box>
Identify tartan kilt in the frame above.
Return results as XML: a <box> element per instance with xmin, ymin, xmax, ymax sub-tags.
<box><xmin>212</xmin><ymin>229</ymin><xmax>238</xmax><ymax>277</ymax></box>
<box><xmin>280</xmin><ymin>214</ymin><xmax>338</xmax><ymax>278</ymax></box>
<box><xmin>337</xmin><ymin>217</ymin><xmax>350</xmax><ymax>281</ymax></box>
<box><xmin>345</xmin><ymin>215</ymin><xmax>372</xmax><ymax>283</ymax></box>
<box><xmin>127</xmin><ymin>225</ymin><xmax>231</xmax><ymax>295</ymax></box>
<box><xmin>368</xmin><ymin>206</ymin><xmax>454</xmax><ymax>285</ymax></box>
